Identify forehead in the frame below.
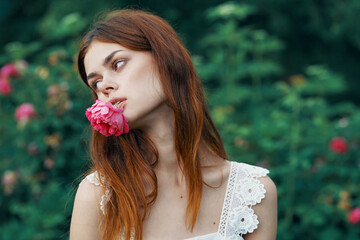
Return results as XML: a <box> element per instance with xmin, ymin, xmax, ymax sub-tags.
<box><xmin>83</xmin><ymin>41</ymin><xmax>129</xmax><ymax>71</ymax></box>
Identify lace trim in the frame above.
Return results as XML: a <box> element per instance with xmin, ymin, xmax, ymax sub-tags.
<box><xmin>85</xmin><ymin>171</ymin><xmax>111</xmax><ymax>215</ymax></box>
<box><xmin>218</xmin><ymin>161</ymin><xmax>237</xmax><ymax>236</ymax></box>
<box><xmin>217</xmin><ymin>162</ymin><xmax>269</xmax><ymax>239</ymax></box>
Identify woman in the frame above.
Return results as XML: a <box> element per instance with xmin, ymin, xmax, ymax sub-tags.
<box><xmin>70</xmin><ymin>9</ymin><xmax>277</xmax><ymax>240</ymax></box>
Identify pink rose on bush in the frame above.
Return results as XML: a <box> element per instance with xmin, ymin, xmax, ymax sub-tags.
<box><xmin>348</xmin><ymin>207</ymin><xmax>360</xmax><ymax>225</ymax></box>
<box><xmin>1</xmin><ymin>63</ymin><xmax>18</xmax><ymax>78</ymax></box>
<box><xmin>2</xmin><ymin>170</ymin><xmax>18</xmax><ymax>195</ymax></box>
<box><xmin>329</xmin><ymin>137</ymin><xmax>348</xmax><ymax>154</ymax></box>
<box><xmin>86</xmin><ymin>100</ymin><xmax>129</xmax><ymax>136</ymax></box>
<box><xmin>15</xmin><ymin>103</ymin><xmax>36</xmax><ymax>122</ymax></box>
<box><xmin>0</xmin><ymin>77</ymin><xmax>11</xmax><ymax>95</ymax></box>
<box><xmin>2</xmin><ymin>170</ymin><xmax>17</xmax><ymax>186</ymax></box>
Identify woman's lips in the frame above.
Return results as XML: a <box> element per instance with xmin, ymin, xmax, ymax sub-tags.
<box><xmin>110</xmin><ymin>97</ymin><xmax>127</xmax><ymax>106</ymax></box>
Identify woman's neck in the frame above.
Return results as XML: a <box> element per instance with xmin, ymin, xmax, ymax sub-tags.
<box><xmin>141</xmin><ymin>104</ymin><xmax>223</xmax><ymax>187</ymax></box>
<box><xmin>140</xmin><ymin>105</ymin><xmax>182</xmax><ymax>182</ymax></box>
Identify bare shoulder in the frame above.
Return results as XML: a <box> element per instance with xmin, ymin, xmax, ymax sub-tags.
<box><xmin>69</xmin><ymin>175</ymin><xmax>105</xmax><ymax>240</ymax></box>
<box><xmin>259</xmin><ymin>175</ymin><xmax>277</xmax><ymax>204</ymax></box>
<box><xmin>246</xmin><ymin>175</ymin><xmax>278</xmax><ymax>240</ymax></box>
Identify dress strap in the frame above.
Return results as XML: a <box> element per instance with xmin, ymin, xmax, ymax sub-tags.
<box><xmin>84</xmin><ymin>171</ymin><xmax>111</xmax><ymax>215</ymax></box>
<box><xmin>217</xmin><ymin>162</ymin><xmax>269</xmax><ymax>239</ymax></box>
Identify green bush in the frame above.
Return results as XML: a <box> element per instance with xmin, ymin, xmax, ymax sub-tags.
<box><xmin>195</xmin><ymin>3</ymin><xmax>360</xmax><ymax>239</ymax></box>
<box><xmin>0</xmin><ymin>10</ymin><xmax>92</xmax><ymax>239</ymax></box>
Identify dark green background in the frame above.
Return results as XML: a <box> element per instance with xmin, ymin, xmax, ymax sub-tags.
<box><xmin>0</xmin><ymin>0</ymin><xmax>359</xmax><ymax>239</ymax></box>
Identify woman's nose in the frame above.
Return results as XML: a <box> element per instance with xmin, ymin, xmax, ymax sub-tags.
<box><xmin>99</xmin><ymin>78</ymin><xmax>119</xmax><ymax>95</ymax></box>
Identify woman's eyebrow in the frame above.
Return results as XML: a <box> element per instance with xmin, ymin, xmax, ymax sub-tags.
<box><xmin>86</xmin><ymin>50</ymin><xmax>123</xmax><ymax>81</ymax></box>
<box><xmin>103</xmin><ymin>50</ymin><xmax>123</xmax><ymax>66</ymax></box>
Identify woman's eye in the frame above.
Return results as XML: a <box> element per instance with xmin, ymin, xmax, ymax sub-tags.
<box><xmin>113</xmin><ymin>60</ymin><xmax>125</xmax><ymax>71</ymax></box>
<box><xmin>92</xmin><ymin>80</ymin><xmax>101</xmax><ymax>90</ymax></box>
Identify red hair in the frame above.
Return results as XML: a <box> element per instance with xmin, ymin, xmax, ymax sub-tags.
<box><xmin>77</xmin><ymin>9</ymin><xmax>227</xmax><ymax>240</ymax></box>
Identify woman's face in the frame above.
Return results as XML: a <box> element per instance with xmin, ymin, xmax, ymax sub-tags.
<box><xmin>83</xmin><ymin>41</ymin><xmax>167</xmax><ymax>129</ymax></box>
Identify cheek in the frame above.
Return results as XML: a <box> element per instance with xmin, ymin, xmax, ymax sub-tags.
<box><xmin>132</xmin><ymin>84</ymin><xmax>164</xmax><ymax>108</ymax></box>
<box><xmin>130</xmin><ymin>66</ymin><xmax>164</xmax><ymax>100</ymax></box>
<box><xmin>124</xmin><ymin>82</ymin><xmax>164</xmax><ymax>118</ymax></box>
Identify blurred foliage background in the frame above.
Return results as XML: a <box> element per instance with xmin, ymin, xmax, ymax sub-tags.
<box><xmin>0</xmin><ymin>0</ymin><xmax>359</xmax><ymax>239</ymax></box>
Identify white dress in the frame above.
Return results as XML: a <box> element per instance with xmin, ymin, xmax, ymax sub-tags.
<box><xmin>83</xmin><ymin>161</ymin><xmax>269</xmax><ymax>240</ymax></box>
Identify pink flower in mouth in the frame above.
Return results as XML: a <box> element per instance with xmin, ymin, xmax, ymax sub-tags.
<box><xmin>85</xmin><ymin>99</ymin><xmax>129</xmax><ymax>136</ymax></box>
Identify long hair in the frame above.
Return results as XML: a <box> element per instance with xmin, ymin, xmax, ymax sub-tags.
<box><xmin>77</xmin><ymin>9</ymin><xmax>227</xmax><ymax>240</ymax></box>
